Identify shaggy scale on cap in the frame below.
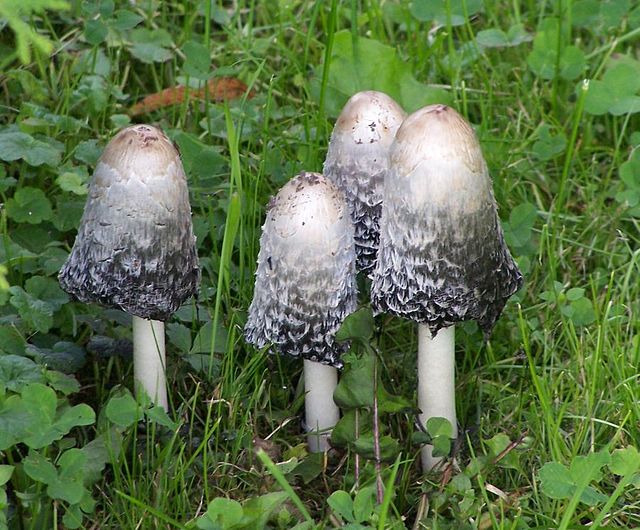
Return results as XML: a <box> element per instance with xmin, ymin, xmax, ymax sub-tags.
<box><xmin>245</xmin><ymin>172</ymin><xmax>357</xmax><ymax>367</ymax></box>
<box><xmin>371</xmin><ymin>105</ymin><xmax>522</xmax><ymax>335</ymax></box>
<box><xmin>59</xmin><ymin>124</ymin><xmax>200</xmax><ymax>321</ymax></box>
<box><xmin>323</xmin><ymin>91</ymin><xmax>406</xmax><ymax>274</ymax></box>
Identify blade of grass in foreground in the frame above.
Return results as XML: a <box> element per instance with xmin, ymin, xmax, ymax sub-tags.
<box><xmin>256</xmin><ymin>449</ymin><xmax>315</xmax><ymax>525</ymax></box>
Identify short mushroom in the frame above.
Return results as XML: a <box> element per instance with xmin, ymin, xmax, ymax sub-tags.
<box><xmin>370</xmin><ymin>105</ymin><xmax>523</xmax><ymax>470</ymax></box>
<box><xmin>245</xmin><ymin>171</ymin><xmax>357</xmax><ymax>452</ymax></box>
<box><xmin>59</xmin><ymin>124</ymin><xmax>200</xmax><ymax>411</ymax></box>
<box><xmin>323</xmin><ymin>91</ymin><xmax>406</xmax><ymax>274</ymax></box>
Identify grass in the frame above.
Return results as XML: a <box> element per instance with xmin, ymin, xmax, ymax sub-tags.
<box><xmin>0</xmin><ymin>0</ymin><xmax>639</xmax><ymax>528</ymax></box>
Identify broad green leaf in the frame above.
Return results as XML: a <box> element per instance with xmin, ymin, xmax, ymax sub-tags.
<box><xmin>476</xmin><ymin>29</ymin><xmax>508</xmax><ymax>47</ymax></box>
<box><xmin>377</xmin><ymin>384</ymin><xmax>413</xmax><ymax>414</ymax></box>
<box><xmin>22</xmin><ymin>384</ymin><xmax>94</xmax><ymax>448</ymax></box>
<box><xmin>427</xmin><ymin>417</ymin><xmax>453</xmax><ymax>438</ymax></box>
<box><xmin>532</xmin><ymin>124</ymin><xmax>567</xmax><ymax>161</ymax></box>
<box><xmin>105</xmin><ymin>392</ymin><xmax>141</xmax><ymax>427</ymax></box>
<box><xmin>57</xmin><ymin>172</ymin><xmax>88</xmax><ymax>195</ymax></box>
<box><xmin>335</xmin><ymin>307</ymin><xmax>374</xmax><ymax>343</ymax></box>
<box><xmin>25</xmin><ymin>276</ymin><xmax>68</xmax><ymax>310</ymax></box>
<box><xmin>190</xmin><ymin>320</ymin><xmax>228</xmax><ymax>354</ymax></box>
<box><xmin>333</xmin><ymin>353</ymin><xmax>374</xmax><ymax>409</ymax></box>
<box><xmin>568</xmin><ymin>297</ymin><xmax>596</xmax><ymax>326</ymax></box>
<box><xmin>81</xmin><ymin>427</ymin><xmax>122</xmax><ymax>484</ymax></box>
<box><xmin>427</xmin><ymin>417</ymin><xmax>453</xmax><ymax>457</ymax></box>
<box><xmin>540</xmin><ymin>452</ymin><xmax>610</xmax><ymax>506</ymax></box>
<box><xmin>84</xmin><ymin>18</ymin><xmax>108</xmax><ymax>45</ymax></box>
<box><xmin>5</xmin><ymin>187</ymin><xmax>53</xmax><ymax>224</ymax></box>
<box><xmin>26</xmin><ymin>342</ymin><xmax>86</xmax><ymax>373</ymax></box>
<box><xmin>316</xmin><ymin>30</ymin><xmax>450</xmax><ymax>117</ymax></box>
<box><xmin>486</xmin><ymin>433</ymin><xmax>519</xmax><ymax>469</ymax></box>
<box><xmin>23</xmin><ymin>451</ymin><xmax>58</xmax><ymax>484</ymax></box>
<box><xmin>74</xmin><ymin>139</ymin><xmax>102</xmax><ymax>165</ymax></box>
<box><xmin>9</xmin><ymin>286</ymin><xmax>54</xmax><ymax>333</ymax></box>
<box><xmin>527</xmin><ymin>19</ymin><xmax>585</xmax><ymax>80</ymax></box>
<box><xmin>199</xmin><ymin>497</ymin><xmax>243</xmax><ymax>529</ymax></box>
<box><xmin>62</xmin><ymin>503</ymin><xmax>84</xmax><ymax>529</ymax></box>
<box><xmin>129</xmin><ymin>28</ymin><xmax>174</xmax><ymax>63</ymax></box>
<box><xmin>111</xmin><ymin>9</ymin><xmax>144</xmax><ymax>31</ymax></box>
<box><xmin>53</xmin><ymin>197</ymin><xmax>84</xmax><ymax>232</ymax></box>
<box><xmin>503</xmin><ymin>202</ymin><xmax>537</xmax><ymax>248</ymax></box>
<box><xmin>287</xmin><ymin>452</ymin><xmax>324</xmax><ymax>483</ymax></box>
<box><xmin>0</xmin><ymin>355</ymin><xmax>42</xmax><ymax>392</ymax></box>
<box><xmin>146</xmin><ymin>405</ymin><xmax>178</xmax><ymax>430</ymax></box>
<box><xmin>0</xmin><ymin>131</ymin><xmax>63</xmax><ymax>166</ymax></box>
<box><xmin>449</xmin><ymin>473</ymin><xmax>472</xmax><ymax>493</ymax></box>
<box><xmin>540</xmin><ymin>461</ymin><xmax>574</xmax><ymax>498</ymax></box>
<box><xmin>327</xmin><ymin>490</ymin><xmax>354</xmax><ymax>523</ymax></box>
<box><xmin>609</xmin><ymin>446</ymin><xmax>640</xmax><ymax>476</ymax></box>
<box><xmin>410</xmin><ymin>0</ymin><xmax>483</xmax><ymax>26</ymax></box>
<box><xmin>352</xmin><ymin>486</ymin><xmax>376</xmax><ymax>523</ymax></box>
<box><xmin>46</xmin><ymin>371</ymin><xmax>81</xmax><ymax>395</ymax></box>
<box><xmin>0</xmin><ymin>394</ymin><xmax>32</xmax><ymax>449</ymax></box>
<box><xmin>47</xmin><ymin>476</ymin><xmax>86</xmax><ymax>505</ymax></box>
<box><xmin>352</xmin><ymin>433</ymin><xmax>400</xmax><ymax>462</ymax></box>
<box><xmin>51</xmin><ymin>404</ymin><xmax>95</xmax><ymax>437</ymax></box>
<box><xmin>330</xmin><ymin>409</ymin><xmax>372</xmax><ymax>447</ymax></box>
<box><xmin>0</xmin><ymin>465</ymin><xmax>13</xmax><ymax>486</ymax></box>
<box><xmin>167</xmin><ymin>322</ymin><xmax>192</xmax><ymax>352</ymax></box>
<box><xmin>182</xmin><ymin>40</ymin><xmax>212</xmax><ymax>80</ymax></box>
<box><xmin>573</xmin><ymin>0</ymin><xmax>631</xmax><ymax>31</ymax></box>
<box><xmin>584</xmin><ymin>59</ymin><xmax>640</xmax><ymax>116</ymax></box>
<box><xmin>477</xmin><ymin>25</ymin><xmax>531</xmax><ymax>48</ymax></box>
<box><xmin>241</xmin><ymin>491</ymin><xmax>289</xmax><ymax>528</ymax></box>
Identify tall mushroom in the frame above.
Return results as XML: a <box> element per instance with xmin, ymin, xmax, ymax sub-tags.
<box><xmin>245</xmin><ymin>172</ymin><xmax>357</xmax><ymax>452</ymax></box>
<box><xmin>59</xmin><ymin>124</ymin><xmax>200</xmax><ymax>411</ymax></box>
<box><xmin>323</xmin><ymin>91</ymin><xmax>406</xmax><ymax>274</ymax></box>
<box><xmin>370</xmin><ymin>105</ymin><xmax>523</xmax><ymax>470</ymax></box>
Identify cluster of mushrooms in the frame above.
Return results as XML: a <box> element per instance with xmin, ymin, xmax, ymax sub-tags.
<box><xmin>58</xmin><ymin>92</ymin><xmax>522</xmax><ymax>472</ymax></box>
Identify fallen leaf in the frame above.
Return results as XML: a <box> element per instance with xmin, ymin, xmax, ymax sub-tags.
<box><xmin>129</xmin><ymin>77</ymin><xmax>251</xmax><ymax>116</ymax></box>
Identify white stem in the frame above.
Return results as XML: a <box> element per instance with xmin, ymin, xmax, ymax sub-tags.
<box><xmin>303</xmin><ymin>359</ymin><xmax>340</xmax><ymax>452</ymax></box>
<box><xmin>133</xmin><ymin>316</ymin><xmax>168</xmax><ymax>411</ymax></box>
<box><xmin>418</xmin><ymin>324</ymin><xmax>457</xmax><ymax>471</ymax></box>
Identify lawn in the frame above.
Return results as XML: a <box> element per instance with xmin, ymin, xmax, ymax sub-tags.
<box><xmin>0</xmin><ymin>0</ymin><xmax>639</xmax><ymax>528</ymax></box>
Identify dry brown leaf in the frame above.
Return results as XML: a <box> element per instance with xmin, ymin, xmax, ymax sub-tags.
<box><xmin>129</xmin><ymin>77</ymin><xmax>252</xmax><ymax>116</ymax></box>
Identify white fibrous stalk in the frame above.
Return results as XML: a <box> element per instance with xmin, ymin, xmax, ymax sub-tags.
<box><xmin>324</xmin><ymin>91</ymin><xmax>406</xmax><ymax>274</ymax></box>
<box><xmin>245</xmin><ymin>172</ymin><xmax>357</xmax><ymax>451</ymax></box>
<box><xmin>370</xmin><ymin>104</ymin><xmax>522</xmax><ymax>470</ymax></box>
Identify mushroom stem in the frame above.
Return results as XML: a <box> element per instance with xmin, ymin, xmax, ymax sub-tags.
<box><xmin>418</xmin><ymin>324</ymin><xmax>457</xmax><ymax>470</ymax></box>
<box><xmin>133</xmin><ymin>316</ymin><xmax>168</xmax><ymax>411</ymax></box>
<box><xmin>303</xmin><ymin>359</ymin><xmax>340</xmax><ymax>452</ymax></box>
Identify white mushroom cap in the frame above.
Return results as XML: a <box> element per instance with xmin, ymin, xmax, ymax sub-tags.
<box><xmin>245</xmin><ymin>172</ymin><xmax>357</xmax><ymax>367</ymax></box>
<box><xmin>371</xmin><ymin>104</ymin><xmax>522</xmax><ymax>334</ymax></box>
<box><xmin>59</xmin><ymin>124</ymin><xmax>200</xmax><ymax>321</ymax></box>
<box><xmin>323</xmin><ymin>91</ymin><xmax>406</xmax><ymax>274</ymax></box>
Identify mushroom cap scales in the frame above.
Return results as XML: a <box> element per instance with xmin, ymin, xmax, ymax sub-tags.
<box><xmin>245</xmin><ymin>172</ymin><xmax>357</xmax><ymax>368</ymax></box>
<box><xmin>323</xmin><ymin>91</ymin><xmax>406</xmax><ymax>274</ymax></box>
<box><xmin>59</xmin><ymin>125</ymin><xmax>200</xmax><ymax>321</ymax></box>
<box><xmin>371</xmin><ymin>105</ymin><xmax>523</xmax><ymax>335</ymax></box>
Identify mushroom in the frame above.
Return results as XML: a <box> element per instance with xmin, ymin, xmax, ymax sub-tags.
<box><xmin>370</xmin><ymin>105</ymin><xmax>523</xmax><ymax>470</ymax></box>
<box><xmin>323</xmin><ymin>91</ymin><xmax>406</xmax><ymax>274</ymax></box>
<box><xmin>59</xmin><ymin>124</ymin><xmax>200</xmax><ymax>411</ymax></box>
<box><xmin>245</xmin><ymin>171</ymin><xmax>357</xmax><ymax>452</ymax></box>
